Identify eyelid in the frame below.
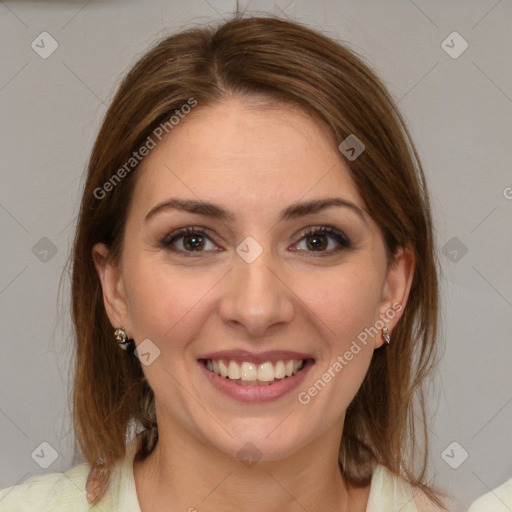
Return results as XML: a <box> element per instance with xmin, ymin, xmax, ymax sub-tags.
<box><xmin>288</xmin><ymin>225</ymin><xmax>351</xmax><ymax>257</ymax></box>
<box><xmin>160</xmin><ymin>224</ymin><xmax>351</xmax><ymax>256</ymax></box>
<box><xmin>160</xmin><ymin>226</ymin><xmax>222</xmax><ymax>252</ymax></box>
<box><xmin>292</xmin><ymin>225</ymin><xmax>350</xmax><ymax>246</ymax></box>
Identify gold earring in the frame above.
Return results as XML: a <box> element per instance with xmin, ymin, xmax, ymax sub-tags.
<box><xmin>114</xmin><ymin>327</ymin><xmax>133</xmax><ymax>350</ymax></box>
<box><xmin>382</xmin><ymin>327</ymin><xmax>391</xmax><ymax>345</ymax></box>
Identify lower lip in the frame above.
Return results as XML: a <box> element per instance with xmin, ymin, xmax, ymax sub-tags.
<box><xmin>198</xmin><ymin>360</ymin><xmax>314</xmax><ymax>402</ymax></box>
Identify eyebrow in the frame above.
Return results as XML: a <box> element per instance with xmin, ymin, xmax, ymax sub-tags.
<box><xmin>145</xmin><ymin>197</ymin><xmax>369</xmax><ymax>224</ymax></box>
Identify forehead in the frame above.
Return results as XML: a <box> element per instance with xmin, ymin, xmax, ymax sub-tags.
<box><xmin>132</xmin><ymin>98</ymin><xmax>365</xmax><ymax>217</ymax></box>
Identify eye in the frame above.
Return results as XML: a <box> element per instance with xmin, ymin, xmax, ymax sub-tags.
<box><xmin>161</xmin><ymin>225</ymin><xmax>351</xmax><ymax>258</ymax></box>
<box><xmin>161</xmin><ymin>227</ymin><xmax>220</xmax><ymax>256</ymax></box>
<box><xmin>291</xmin><ymin>226</ymin><xmax>351</xmax><ymax>257</ymax></box>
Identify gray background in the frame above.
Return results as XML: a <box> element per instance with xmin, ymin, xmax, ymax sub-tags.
<box><xmin>0</xmin><ymin>1</ymin><xmax>511</xmax><ymax>511</ymax></box>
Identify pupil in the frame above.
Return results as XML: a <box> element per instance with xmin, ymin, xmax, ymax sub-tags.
<box><xmin>307</xmin><ymin>235</ymin><xmax>326</xmax><ymax>251</ymax></box>
<box><xmin>185</xmin><ymin>234</ymin><xmax>204</xmax><ymax>250</ymax></box>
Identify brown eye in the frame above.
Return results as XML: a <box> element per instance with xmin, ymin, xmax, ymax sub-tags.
<box><xmin>292</xmin><ymin>226</ymin><xmax>350</xmax><ymax>256</ymax></box>
<box><xmin>305</xmin><ymin>233</ymin><xmax>328</xmax><ymax>251</ymax></box>
<box><xmin>161</xmin><ymin>227</ymin><xmax>219</xmax><ymax>255</ymax></box>
<box><xmin>182</xmin><ymin>233</ymin><xmax>205</xmax><ymax>251</ymax></box>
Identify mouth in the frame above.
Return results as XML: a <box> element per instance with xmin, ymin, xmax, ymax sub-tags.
<box><xmin>197</xmin><ymin>350</ymin><xmax>315</xmax><ymax>402</ymax></box>
<box><xmin>200</xmin><ymin>357</ymin><xmax>310</xmax><ymax>386</ymax></box>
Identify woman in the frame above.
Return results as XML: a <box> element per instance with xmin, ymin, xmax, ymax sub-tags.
<box><xmin>0</xmin><ymin>14</ymin><xmax>450</xmax><ymax>511</ymax></box>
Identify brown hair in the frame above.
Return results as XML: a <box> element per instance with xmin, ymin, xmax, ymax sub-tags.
<box><xmin>70</xmin><ymin>13</ymin><xmax>446</xmax><ymax>508</ymax></box>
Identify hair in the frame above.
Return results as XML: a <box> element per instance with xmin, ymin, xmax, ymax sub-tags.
<box><xmin>70</xmin><ymin>12</ymin><xmax>446</xmax><ymax>508</ymax></box>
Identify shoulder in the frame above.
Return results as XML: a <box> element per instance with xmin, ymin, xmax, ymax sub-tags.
<box><xmin>367</xmin><ymin>465</ymin><xmax>447</xmax><ymax>512</ymax></box>
<box><xmin>0</xmin><ymin>462</ymin><xmax>91</xmax><ymax>512</ymax></box>
<box><xmin>411</xmin><ymin>487</ymin><xmax>446</xmax><ymax>512</ymax></box>
<box><xmin>467</xmin><ymin>477</ymin><xmax>512</xmax><ymax>512</ymax></box>
<box><xmin>0</xmin><ymin>438</ymin><xmax>139</xmax><ymax>512</ymax></box>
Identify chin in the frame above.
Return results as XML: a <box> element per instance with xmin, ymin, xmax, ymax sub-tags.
<box><xmin>196</xmin><ymin>417</ymin><xmax>312</xmax><ymax>463</ymax></box>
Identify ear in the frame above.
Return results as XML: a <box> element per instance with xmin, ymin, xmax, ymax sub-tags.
<box><xmin>92</xmin><ymin>243</ymin><xmax>132</xmax><ymax>335</ymax></box>
<box><xmin>374</xmin><ymin>245</ymin><xmax>415</xmax><ymax>349</ymax></box>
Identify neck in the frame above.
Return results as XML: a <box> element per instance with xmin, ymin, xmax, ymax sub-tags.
<box><xmin>133</xmin><ymin>421</ymin><xmax>361</xmax><ymax>512</ymax></box>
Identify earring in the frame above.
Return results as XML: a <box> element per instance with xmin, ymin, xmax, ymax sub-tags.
<box><xmin>114</xmin><ymin>328</ymin><xmax>133</xmax><ymax>350</ymax></box>
<box><xmin>382</xmin><ymin>327</ymin><xmax>391</xmax><ymax>345</ymax></box>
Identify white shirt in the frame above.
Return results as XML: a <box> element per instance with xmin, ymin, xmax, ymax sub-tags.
<box><xmin>0</xmin><ymin>437</ymin><xmax>444</xmax><ymax>511</ymax></box>
<box><xmin>467</xmin><ymin>477</ymin><xmax>512</xmax><ymax>512</ymax></box>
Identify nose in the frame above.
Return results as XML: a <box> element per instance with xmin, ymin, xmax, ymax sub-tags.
<box><xmin>219</xmin><ymin>246</ymin><xmax>295</xmax><ymax>338</ymax></box>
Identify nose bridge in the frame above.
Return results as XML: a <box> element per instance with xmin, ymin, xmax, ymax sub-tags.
<box><xmin>219</xmin><ymin>241</ymin><xmax>294</xmax><ymax>336</ymax></box>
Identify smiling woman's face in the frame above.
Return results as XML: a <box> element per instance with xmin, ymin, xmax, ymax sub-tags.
<box><xmin>94</xmin><ymin>97</ymin><xmax>412</xmax><ymax>462</ymax></box>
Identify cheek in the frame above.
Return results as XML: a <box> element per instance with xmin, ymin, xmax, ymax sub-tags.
<box><xmin>295</xmin><ymin>268</ymin><xmax>380</xmax><ymax>419</ymax></box>
<box><xmin>124</xmin><ymin>261</ymin><xmax>167</xmax><ymax>337</ymax></box>
<box><xmin>123</xmin><ymin>254</ymin><xmax>220</xmax><ymax>342</ymax></box>
<box><xmin>297</xmin><ymin>263</ymin><xmax>382</xmax><ymax>344</ymax></box>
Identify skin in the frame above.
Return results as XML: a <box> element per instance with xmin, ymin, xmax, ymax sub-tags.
<box><xmin>93</xmin><ymin>97</ymin><xmax>414</xmax><ymax>512</ymax></box>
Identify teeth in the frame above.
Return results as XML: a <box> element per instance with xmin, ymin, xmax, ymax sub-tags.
<box><xmin>240</xmin><ymin>362</ymin><xmax>257</xmax><ymax>381</ymax></box>
<box><xmin>257</xmin><ymin>362</ymin><xmax>275</xmax><ymax>382</ymax></box>
<box><xmin>274</xmin><ymin>360</ymin><xmax>285</xmax><ymax>379</ymax></box>
<box><xmin>205</xmin><ymin>358</ymin><xmax>306</xmax><ymax>384</ymax></box>
<box><xmin>218</xmin><ymin>360</ymin><xmax>228</xmax><ymax>378</ymax></box>
<box><xmin>228</xmin><ymin>360</ymin><xmax>241</xmax><ymax>380</ymax></box>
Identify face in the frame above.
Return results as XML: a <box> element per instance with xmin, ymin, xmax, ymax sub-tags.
<box><xmin>94</xmin><ymin>97</ymin><xmax>412</xmax><ymax>462</ymax></box>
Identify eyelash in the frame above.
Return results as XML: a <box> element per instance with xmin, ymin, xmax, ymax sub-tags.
<box><xmin>160</xmin><ymin>225</ymin><xmax>351</xmax><ymax>258</ymax></box>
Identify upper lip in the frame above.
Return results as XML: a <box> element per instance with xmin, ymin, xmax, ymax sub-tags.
<box><xmin>198</xmin><ymin>350</ymin><xmax>315</xmax><ymax>365</ymax></box>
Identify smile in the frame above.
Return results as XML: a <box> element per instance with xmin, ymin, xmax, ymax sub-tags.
<box><xmin>202</xmin><ymin>358</ymin><xmax>306</xmax><ymax>386</ymax></box>
<box><xmin>197</xmin><ymin>351</ymin><xmax>315</xmax><ymax>402</ymax></box>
